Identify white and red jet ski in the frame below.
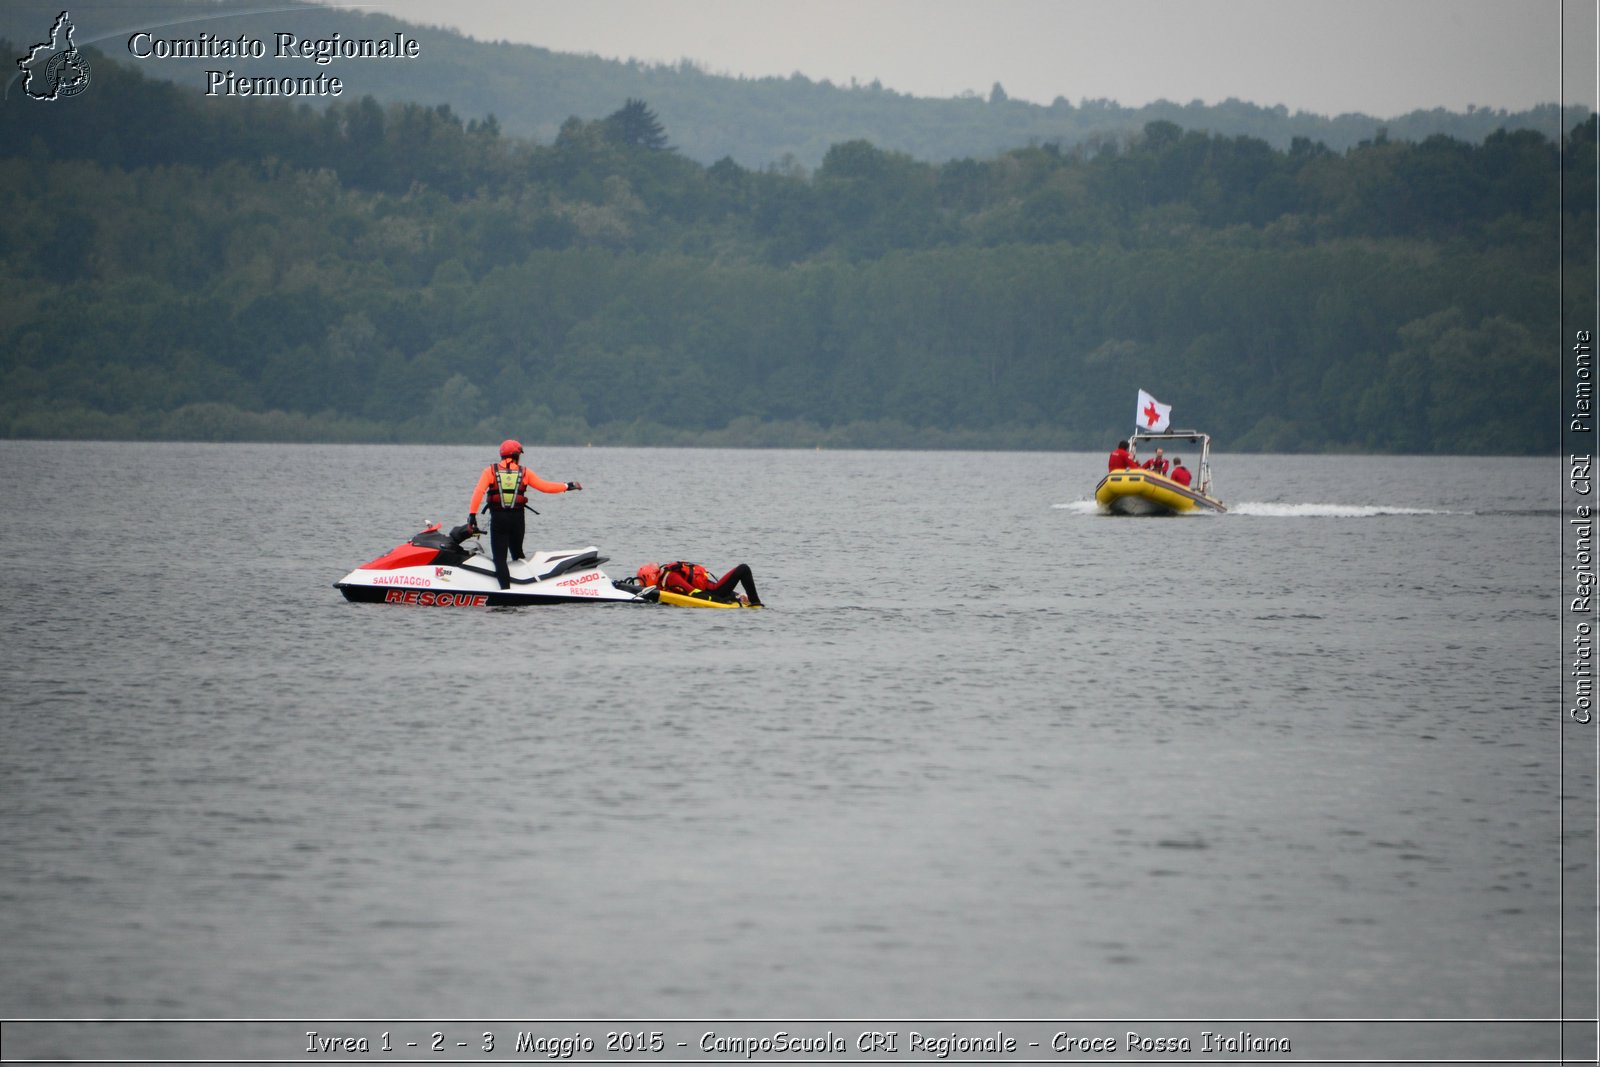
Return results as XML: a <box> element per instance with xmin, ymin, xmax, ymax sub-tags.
<box><xmin>335</xmin><ymin>523</ymin><xmax>656</xmax><ymax>607</ymax></box>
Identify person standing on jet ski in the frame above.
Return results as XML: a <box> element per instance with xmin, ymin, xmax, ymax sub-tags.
<box><xmin>468</xmin><ymin>440</ymin><xmax>582</xmax><ymax>590</ymax></box>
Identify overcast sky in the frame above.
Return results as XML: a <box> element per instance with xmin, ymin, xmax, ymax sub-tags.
<box><xmin>334</xmin><ymin>0</ymin><xmax>1597</xmax><ymax>118</ymax></box>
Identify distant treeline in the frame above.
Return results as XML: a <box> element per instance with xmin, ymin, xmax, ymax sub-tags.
<box><xmin>1</xmin><ymin>44</ymin><xmax>1594</xmax><ymax>453</ymax></box>
<box><xmin>0</xmin><ymin>0</ymin><xmax>1584</xmax><ymax>169</ymax></box>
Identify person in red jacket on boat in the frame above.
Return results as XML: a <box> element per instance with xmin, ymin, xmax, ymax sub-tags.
<box><xmin>468</xmin><ymin>439</ymin><xmax>582</xmax><ymax>589</ymax></box>
<box><xmin>1141</xmin><ymin>447</ymin><xmax>1170</xmax><ymax>475</ymax></box>
<box><xmin>1108</xmin><ymin>440</ymin><xmax>1140</xmax><ymax>471</ymax></box>
<box><xmin>1170</xmin><ymin>457</ymin><xmax>1192</xmax><ymax>487</ymax></box>
<box><xmin>636</xmin><ymin>560</ymin><xmax>763</xmax><ymax>607</ymax></box>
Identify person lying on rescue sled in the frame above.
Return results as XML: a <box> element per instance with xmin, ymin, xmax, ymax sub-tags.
<box><xmin>468</xmin><ymin>439</ymin><xmax>582</xmax><ymax>590</ymax></box>
<box><xmin>636</xmin><ymin>561</ymin><xmax>763</xmax><ymax>607</ymax></box>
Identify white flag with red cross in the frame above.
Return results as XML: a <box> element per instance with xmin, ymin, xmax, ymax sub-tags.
<box><xmin>1137</xmin><ymin>389</ymin><xmax>1172</xmax><ymax>431</ymax></box>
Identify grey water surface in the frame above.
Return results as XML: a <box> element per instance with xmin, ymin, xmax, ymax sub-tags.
<box><xmin>0</xmin><ymin>443</ymin><xmax>1590</xmax><ymax>1061</ymax></box>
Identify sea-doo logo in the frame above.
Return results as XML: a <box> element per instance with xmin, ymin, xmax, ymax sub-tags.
<box><xmin>16</xmin><ymin>12</ymin><xmax>92</xmax><ymax>100</ymax></box>
<box><xmin>556</xmin><ymin>572</ymin><xmax>602</xmax><ymax>588</ymax></box>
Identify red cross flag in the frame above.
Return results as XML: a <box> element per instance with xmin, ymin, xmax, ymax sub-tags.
<box><xmin>1137</xmin><ymin>390</ymin><xmax>1172</xmax><ymax>431</ymax></box>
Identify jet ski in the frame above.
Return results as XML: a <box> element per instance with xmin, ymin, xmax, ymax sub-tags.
<box><xmin>335</xmin><ymin>523</ymin><xmax>657</xmax><ymax>607</ymax></box>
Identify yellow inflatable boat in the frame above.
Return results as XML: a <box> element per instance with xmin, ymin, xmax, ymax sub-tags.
<box><xmin>1094</xmin><ymin>429</ymin><xmax>1227</xmax><ymax>516</ymax></box>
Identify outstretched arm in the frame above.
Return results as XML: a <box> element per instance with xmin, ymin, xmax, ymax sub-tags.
<box><xmin>523</xmin><ymin>470</ymin><xmax>579</xmax><ymax>494</ymax></box>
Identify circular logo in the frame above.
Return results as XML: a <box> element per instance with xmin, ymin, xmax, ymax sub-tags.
<box><xmin>44</xmin><ymin>48</ymin><xmax>90</xmax><ymax>98</ymax></box>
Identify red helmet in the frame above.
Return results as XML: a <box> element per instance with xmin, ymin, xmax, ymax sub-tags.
<box><xmin>499</xmin><ymin>439</ymin><xmax>522</xmax><ymax>458</ymax></box>
<box><xmin>636</xmin><ymin>562</ymin><xmax>661</xmax><ymax>586</ymax></box>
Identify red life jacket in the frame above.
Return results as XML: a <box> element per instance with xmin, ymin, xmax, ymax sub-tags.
<box><xmin>657</xmin><ymin>561</ymin><xmax>714</xmax><ymax>595</ymax></box>
<box><xmin>486</xmin><ymin>460</ymin><xmax>527</xmax><ymax>510</ymax></box>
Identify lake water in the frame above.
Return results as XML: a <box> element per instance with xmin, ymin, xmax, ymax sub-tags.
<box><xmin>0</xmin><ymin>442</ymin><xmax>1593</xmax><ymax>1063</ymax></box>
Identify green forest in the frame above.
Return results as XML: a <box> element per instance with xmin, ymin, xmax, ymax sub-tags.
<box><xmin>1</xmin><ymin>42</ymin><xmax>1594</xmax><ymax>453</ymax></box>
<box><xmin>0</xmin><ymin>0</ymin><xmax>1582</xmax><ymax>169</ymax></box>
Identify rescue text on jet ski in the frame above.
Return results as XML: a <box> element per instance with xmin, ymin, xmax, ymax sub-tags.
<box><xmin>335</xmin><ymin>523</ymin><xmax>657</xmax><ymax>607</ymax></box>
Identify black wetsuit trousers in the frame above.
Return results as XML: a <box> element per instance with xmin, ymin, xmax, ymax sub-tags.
<box><xmin>708</xmin><ymin>563</ymin><xmax>762</xmax><ymax>606</ymax></box>
<box><xmin>487</xmin><ymin>509</ymin><xmax>525</xmax><ymax>589</ymax></box>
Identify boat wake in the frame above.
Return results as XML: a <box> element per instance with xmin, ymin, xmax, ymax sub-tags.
<box><xmin>1227</xmin><ymin>502</ymin><xmax>1464</xmax><ymax>517</ymax></box>
<box><xmin>1054</xmin><ymin>500</ymin><xmax>1470</xmax><ymax>517</ymax></box>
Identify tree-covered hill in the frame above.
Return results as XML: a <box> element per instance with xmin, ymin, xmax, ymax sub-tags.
<box><xmin>1</xmin><ymin>42</ymin><xmax>1592</xmax><ymax>453</ymax></box>
<box><xmin>0</xmin><ymin>0</ymin><xmax>1586</xmax><ymax>170</ymax></box>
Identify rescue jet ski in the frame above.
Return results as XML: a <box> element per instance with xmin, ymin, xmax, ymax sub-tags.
<box><xmin>335</xmin><ymin>523</ymin><xmax>657</xmax><ymax>607</ymax></box>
